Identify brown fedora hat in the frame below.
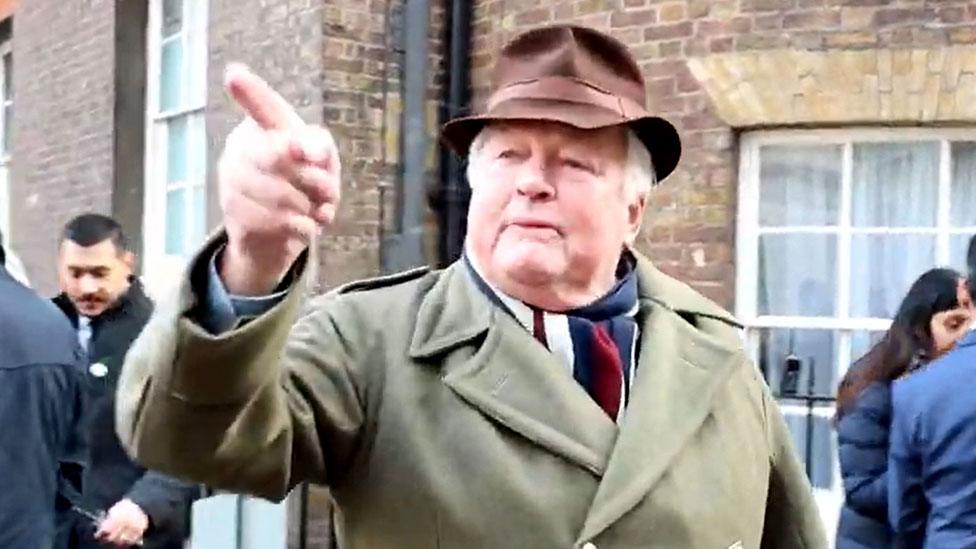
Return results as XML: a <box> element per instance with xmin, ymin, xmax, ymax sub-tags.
<box><xmin>441</xmin><ymin>25</ymin><xmax>681</xmax><ymax>183</ymax></box>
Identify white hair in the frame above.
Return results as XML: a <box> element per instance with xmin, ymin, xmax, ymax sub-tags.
<box><xmin>466</xmin><ymin>126</ymin><xmax>656</xmax><ymax>202</ymax></box>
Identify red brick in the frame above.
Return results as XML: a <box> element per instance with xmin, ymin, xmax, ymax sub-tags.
<box><xmin>660</xmin><ymin>3</ymin><xmax>685</xmax><ymax>23</ymax></box>
<box><xmin>937</xmin><ymin>7</ymin><xmax>966</xmax><ymax>25</ymax></box>
<box><xmin>742</xmin><ymin>0</ymin><xmax>797</xmax><ymax>13</ymax></box>
<box><xmin>645</xmin><ymin>77</ymin><xmax>676</xmax><ymax>96</ymax></box>
<box><xmin>873</xmin><ymin>7</ymin><xmax>937</xmax><ymax>28</ymax></box>
<box><xmin>681</xmin><ymin>111</ymin><xmax>725</xmax><ymax>131</ymax></box>
<box><xmin>783</xmin><ymin>9</ymin><xmax>841</xmax><ymax>29</ymax></box>
<box><xmin>643</xmin><ymin>20</ymin><xmax>694</xmax><ymax>40</ymax></box>
<box><xmin>754</xmin><ymin>13</ymin><xmax>784</xmax><ymax>30</ymax></box>
<box><xmin>610</xmin><ymin>8</ymin><xmax>656</xmax><ymax>28</ymax></box>
<box><xmin>710</xmin><ymin>36</ymin><xmax>734</xmax><ymax>52</ymax></box>
<box><xmin>515</xmin><ymin>7</ymin><xmax>552</xmax><ymax>26</ymax></box>
<box><xmin>659</xmin><ymin>39</ymin><xmax>684</xmax><ymax>56</ymax></box>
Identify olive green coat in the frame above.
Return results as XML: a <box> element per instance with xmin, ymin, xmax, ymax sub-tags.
<box><xmin>117</xmin><ymin>238</ymin><xmax>826</xmax><ymax>548</ymax></box>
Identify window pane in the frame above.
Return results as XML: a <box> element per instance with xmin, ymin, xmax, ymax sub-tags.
<box><xmin>850</xmin><ymin>330</ymin><xmax>887</xmax><ymax>367</ymax></box>
<box><xmin>951</xmin><ymin>142</ymin><xmax>976</xmax><ymax>227</ymax></box>
<box><xmin>759</xmin><ymin>234</ymin><xmax>837</xmax><ymax>316</ymax></box>
<box><xmin>783</xmin><ymin>410</ymin><xmax>837</xmax><ymax>490</ymax></box>
<box><xmin>852</xmin><ymin>142</ymin><xmax>939</xmax><ymax>228</ymax></box>
<box><xmin>759</xmin><ymin>328</ymin><xmax>838</xmax><ymax>398</ymax></box>
<box><xmin>950</xmin><ymin>234</ymin><xmax>976</xmax><ymax>272</ymax></box>
<box><xmin>162</xmin><ymin>0</ymin><xmax>183</xmax><ymax>37</ymax></box>
<box><xmin>159</xmin><ymin>39</ymin><xmax>183</xmax><ymax>112</ymax></box>
<box><xmin>850</xmin><ymin>234</ymin><xmax>936</xmax><ymax>318</ymax></box>
<box><xmin>165</xmin><ymin>188</ymin><xmax>186</xmax><ymax>256</ymax></box>
<box><xmin>166</xmin><ymin>116</ymin><xmax>188</xmax><ymax>185</ymax></box>
<box><xmin>759</xmin><ymin>145</ymin><xmax>841</xmax><ymax>227</ymax></box>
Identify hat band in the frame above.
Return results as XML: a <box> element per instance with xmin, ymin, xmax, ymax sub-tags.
<box><xmin>486</xmin><ymin>76</ymin><xmax>647</xmax><ymax>120</ymax></box>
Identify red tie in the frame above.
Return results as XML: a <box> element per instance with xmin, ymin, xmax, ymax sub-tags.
<box><xmin>591</xmin><ymin>325</ymin><xmax>623</xmax><ymax>419</ymax></box>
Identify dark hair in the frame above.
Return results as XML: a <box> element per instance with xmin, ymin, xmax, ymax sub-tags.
<box><xmin>0</xmin><ymin>227</ymin><xmax>5</xmax><ymax>266</ymax></box>
<box><xmin>836</xmin><ymin>267</ymin><xmax>962</xmax><ymax>418</ymax></box>
<box><xmin>967</xmin><ymin>234</ymin><xmax>976</xmax><ymax>291</ymax></box>
<box><xmin>61</xmin><ymin>213</ymin><xmax>128</xmax><ymax>251</ymax></box>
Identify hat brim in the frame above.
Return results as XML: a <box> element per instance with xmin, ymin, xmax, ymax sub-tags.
<box><xmin>440</xmin><ymin>98</ymin><xmax>681</xmax><ymax>183</ymax></box>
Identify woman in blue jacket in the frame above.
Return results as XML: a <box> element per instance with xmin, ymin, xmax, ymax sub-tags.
<box><xmin>835</xmin><ymin>268</ymin><xmax>972</xmax><ymax>549</ymax></box>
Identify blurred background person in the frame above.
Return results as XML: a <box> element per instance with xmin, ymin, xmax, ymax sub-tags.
<box><xmin>0</xmin><ymin>229</ymin><xmax>83</xmax><ymax>548</ymax></box>
<box><xmin>52</xmin><ymin>214</ymin><xmax>197</xmax><ymax>549</ymax></box>
<box><xmin>835</xmin><ymin>267</ymin><xmax>971</xmax><ymax>549</ymax></box>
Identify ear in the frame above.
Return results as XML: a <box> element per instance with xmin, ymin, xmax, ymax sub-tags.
<box><xmin>959</xmin><ymin>278</ymin><xmax>973</xmax><ymax>309</ymax></box>
<box><xmin>624</xmin><ymin>193</ymin><xmax>647</xmax><ymax>245</ymax></box>
<box><xmin>122</xmin><ymin>251</ymin><xmax>136</xmax><ymax>272</ymax></box>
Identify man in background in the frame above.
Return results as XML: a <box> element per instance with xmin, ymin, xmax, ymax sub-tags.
<box><xmin>888</xmin><ymin>234</ymin><xmax>976</xmax><ymax>546</ymax></box>
<box><xmin>0</xmin><ymin>228</ymin><xmax>83</xmax><ymax>547</ymax></box>
<box><xmin>53</xmin><ymin>214</ymin><xmax>197</xmax><ymax>549</ymax></box>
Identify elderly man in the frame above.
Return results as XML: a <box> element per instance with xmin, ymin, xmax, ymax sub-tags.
<box><xmin>118</xmin><ymin>25</ymin><xmax>826</xmax><ymax>548</ymax></box>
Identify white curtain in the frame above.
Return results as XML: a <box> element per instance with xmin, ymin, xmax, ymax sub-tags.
<box><xmin>849</xmin><ymin>142</ymin><xmax>940</xmax><ymax>319</ymax></box>
<box><xmin>758</xmin><ymin>145</ymin><xmax>842</xmax><ymax>317</ymax></box>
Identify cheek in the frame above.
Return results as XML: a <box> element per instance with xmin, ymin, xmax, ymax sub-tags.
<box><xmin>467</xmin><ymin>190</ymin><xmax>507</xmax><ymax>241</ymax></box>
<box><xmin>563</xmin><ymin>193</ymin><xmax>629</xmax><ymax>242</ymax></box>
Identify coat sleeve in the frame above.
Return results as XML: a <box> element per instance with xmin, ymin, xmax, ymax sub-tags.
<box><xmin>887</xmin><ymin>381</ymin><xmax>927</xmax><ymax>545</ymax></box>
<box><xmin>758</xmin><ymin>381</ymin><xmax>829</xmax><ymax>549</ymax></box>
<box><xmin>115</xmin><ymin>236</ymin><xmax>370</xmax><ymax>502</ymax></box>
<box><xmin>836</xmin><ymin>383</ymin><xmax>890</xmax><ymax>518</ymax></box>
<box><xmin>125</xmin><ymin>471</ymin><xmax>198</xmax><ymax>535</ymax></box>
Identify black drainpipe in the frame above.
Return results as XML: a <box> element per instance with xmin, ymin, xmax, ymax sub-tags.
<box><xmin>381</xmin><ymin>0</ymin><xmax>429</xmax><ymax>273</ymax></box>
<box><xmin>436</xmin><ymin>0</ymin><xmax>472</xmax><ymax>267</ymax></box>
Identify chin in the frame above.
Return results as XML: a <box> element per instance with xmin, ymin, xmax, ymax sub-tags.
<box><xmin>493</xmin><ymin>245</ymin><xmax>563</xmax><ymax>285</ymax></box>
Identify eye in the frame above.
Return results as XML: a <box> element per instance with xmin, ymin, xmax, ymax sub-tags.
<box><xmin>497</xmin><ymin>149</ymin><xmax>522</xmax><ymax>160</ymax></box>
<box><xmin>561</xmin><ymin>157</ymin><xmax>595</xmax><ymax>173</ymax></box>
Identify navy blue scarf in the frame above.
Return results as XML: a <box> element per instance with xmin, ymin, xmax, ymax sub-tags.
<box><xmin>464</xmin><ymin>254</ymin><xmax>640</xmax><ymax>415</ymax></box>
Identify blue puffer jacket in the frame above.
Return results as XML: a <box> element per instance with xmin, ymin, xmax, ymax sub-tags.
<box><xmin>836</xmin><ymin>380</ymin><xmax>910</xmax><ymax>548</ymax></box>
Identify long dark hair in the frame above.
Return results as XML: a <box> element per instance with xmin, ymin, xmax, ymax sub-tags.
<box><xmin>836</xmin><ymin>267</ymin><xmax>962</xmax><ymax>418</ymax></box>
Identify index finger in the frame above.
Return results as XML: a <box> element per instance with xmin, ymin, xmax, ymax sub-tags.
<box><xmin>225</xmin><ymin>63</ymin><xmax>303</xmax><ymax>131</ymax></box>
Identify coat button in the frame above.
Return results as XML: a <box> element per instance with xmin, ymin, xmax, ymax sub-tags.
<box><xmin>582</xmin><ymin>543</ymin><xmax>597</xmax><ymax>549</ymax></box>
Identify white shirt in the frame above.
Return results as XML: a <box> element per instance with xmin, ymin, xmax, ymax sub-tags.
<box><xmin>77</xmin><ymin>316</ymin><xmax>93</xmax><ymax>355</ymax></box>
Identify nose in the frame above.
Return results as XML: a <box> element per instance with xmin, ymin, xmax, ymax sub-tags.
<box><xmin>79</xmin><ymin>274</ymin><xmax>98</xmax><ymax>294</ymax></box>
<box><xmin>513</xmin><ymin>161</ymin><xmax>555</xmax><ymax>201</ymax></box>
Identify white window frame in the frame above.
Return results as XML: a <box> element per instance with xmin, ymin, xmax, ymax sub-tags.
<box><xmin>142</xmin><ymin>0</ymin><xmax>208</xmax><ymax>297</ymax></box>
<box><xmin>0</xmin><ymin>42</ymin><xmax>12</xmax><ymax>244</ymax></box>
<box><xmin>737</xmin><ymin>127</ymin><xmax>976</xmax><ymax>534</ymax></box>
<box><xmin>738</xmin><ymin>128</ymin><xmax>976</xmax><ymax>356</ymax></box>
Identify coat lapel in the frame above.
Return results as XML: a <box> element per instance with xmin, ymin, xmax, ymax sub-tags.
<box><xmin>576</xmin><ymin>257</ymin><xmax>744</xmax><ymax>544</ymax></box>
<box><xmin>410</xmin><ymin>264</ymin><xmax>618</xmax><ymax>476</ymax></box>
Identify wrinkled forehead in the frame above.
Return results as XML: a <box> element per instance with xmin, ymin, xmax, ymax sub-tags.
<box><xmin>59</xmin><ymin>239</ymin><xmax>125</xmax><ymax>269</ymax></box>
<box><xmin>480</xmin><ymin>120</ymin><xmax>628</xmax><ymax>155</ymax></box>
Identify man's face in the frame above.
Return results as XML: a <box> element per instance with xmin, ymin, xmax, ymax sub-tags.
<box><xmin>58</xmin><ymin>239</ymin><xmax>134</xmax><ymax>317</ymax></box>
<box><xmin>465</xmin><ymin>121</ymin><xmax>645</xmax><ymax>309</ymax></box>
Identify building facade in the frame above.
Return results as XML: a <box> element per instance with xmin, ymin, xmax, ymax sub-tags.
<box><xmin>3</xmin><ymin>0</ymin><xmax>976</xmax><ymax>545</ymax></box>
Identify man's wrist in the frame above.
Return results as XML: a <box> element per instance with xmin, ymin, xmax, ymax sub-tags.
<box><xmin>219</xmin><ymin>241</ymin><xmax>296</xmax><ymax>296</ymax></box>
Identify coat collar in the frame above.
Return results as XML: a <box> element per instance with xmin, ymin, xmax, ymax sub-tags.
<box><xmin>53</xmin><ymin>277</ymin><xmax>152</xmax><ymax>329</ymax></box>
<box><xmin>408</xmin><ymin>252</ymin><xmax>740</xmax><ymax>357</ymax></box>
<box><xmin>409</xmin><ymin>253</ymin><xmax>745</xmax><ymax>539</ymax></box>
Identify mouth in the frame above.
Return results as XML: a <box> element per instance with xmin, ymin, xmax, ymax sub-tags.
<box><xmin>506</xmin><ymin>218</ymin><xmax>561</xmax><ymax>234</ymax></box>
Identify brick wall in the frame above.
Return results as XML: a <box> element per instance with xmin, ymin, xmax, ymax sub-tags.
<box><xmin>9</xmin><ymin>0</ymin><xmax>116</xmax><ymax>295</ymax></box>
<box><xmin>468</xmin><ymin>0</ymin><xmax>976</xmax><ymax>309</ymax></box>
